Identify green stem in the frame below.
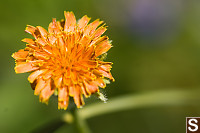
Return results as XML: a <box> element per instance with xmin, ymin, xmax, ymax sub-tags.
<box><xmin>62</xmin><ymin>106</ymin><xmax>91</xmax><ymax>133</ymax></box>
<box><xmin>73</xmin><ymin>110</ymin><xmax>91</xmax><ymax>133</ymax></box>
<box><xmin>76</xmin><ymin>89</ymin><xmax>200</xmax><ymax>120</ymax></box>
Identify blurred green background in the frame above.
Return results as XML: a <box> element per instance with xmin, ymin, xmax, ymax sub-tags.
<box><xmin>1</xmin><ymin>0</ymin><xmax>200</xmax><ymax>132</ymax></box>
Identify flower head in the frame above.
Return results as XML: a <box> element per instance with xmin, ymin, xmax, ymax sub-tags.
<box><xmin>12</xmin><ymin>11</ymin><xmax>114</xmax><ymax>110</ymax></box>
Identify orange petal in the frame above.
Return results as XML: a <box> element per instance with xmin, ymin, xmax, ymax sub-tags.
<box><xmin>15</xmin><ymin>62</ymin><xmax>39</xmax><ymax>73</ymax></box>
<box><xmin>33</xmin><ymin>51</ymin><xmax>49</xmax><ymax>60</ymax></box>
<box><xmin>48</xmin><ymin>18</ymin><xmax>61</xmax><ymax>34</ymax></box>
<box><xmin>12</xmin><ymin>49</ymin><xmax>28</xmax><ymax>60</ymax></box>
<box><xmin>82</xmin><ymin>72</ymin><xmax>96</xmax><ymax>81</ymax></box>
<box><xmin>93</xmin><ymin>69</ymin><xmax>103</xmax><ymax>77</ymax></box>
<box><xmin>64</xmin><ymin>67</ymin><xmax>71</xmax><ymax>78</ymax></box>
<box><xmin>73</xmin><ymin>85</ymin><xmax>85</xmax><ymax>108</ymax></box>
<box><xmin>42</xmin><ymin>45</ymin><xmax>53</xmax><ymax>55</ymax></box>
<box><xmin>94</xmin><ymin>78</ymin><xmax>106</xmax><ymax>88</ymax></box>
<box><xmin>78</xmin><ymin>15</ymin><xmax>91</xmax><ymax>29</ymax></box>
<box><xmin>65</xmin><ymin>33</ymin><xmax>75</xmax><ymax>52</ymax></box>
<box><xmin>71</xmin><ymin>70</ymin><xmax>78</xmax><ymax>84</ymax></box>
<box><xmin>36</xmin><ymin>38</ymin><xmax>47</xmax><ymax>46</ymax></box>
<box><xmin>99</xmin><ymin>64</ymin><xmax>112</xmax><ymax>71</ymax></box>
<box><xmin>95</xmin><ymin>40</ymin><xmax>112</xmax><ymax>57</ymax></box>
<box><xmin>52</xmin><ymin>46</ymin><xmax>61</xmax><ymax>57</ymax></box>
<box><xmin>16</xmin><ymin>60</ymin><xmax>26</xmax><ymax>66</ymax></box>
<box><xmin>90</xmin><ymin>35</ymin><xmax>108</xmax><ymax>46</ymax></box>
<box><xmin>64</xmin><ymin>11</ymin><xmax>76</xmax><ymax>32</ymax></box>
<box><xmin>92</xmin><ymin>26</ymin><xmax>107</xmax><ymax>39</ymax></box>
<box><xmin>75</xmin><ymin>31</ymin><xmax>83</xmax><ymax>42</ymax></box>
<box><xmin>43</xmin><ymin>70</ymin><xmax>53</xmax><ymax>80</ymax></box>
<box><xmin>25</xmin><ymin>25</ymin><xmax>40</xmax><ymax>39</ymax></box>
<box><xmin>58</xmin><ymin>100</ymin><xmax>69</xmax><ymax>110</ymax></box>
<box><xmin>83</xmin><ymin>80</ymin><xmax>99</xmax><ymax>94</ymax></box>
<box><xmin>34</xmin><ymin>77</ymin><xmax>46</xmax><ymax>95</ymax></box>
<box><xmin>58</xmin><ymin>37</ymin><xmax>65</xmax><ymax>54</ymax></box>
<box><xmin>70</xmin><ymin>33</ymin><xmax>75</xmax><ymax>52</ymax></box>
<box><xmin>79</xmin><ymin>36</ymin><xmax>91</xmax><ymax>46</ymax></box>
<box><xmin>81</xmin><ymin>85</ymin><xmax>90</xmax><ymax>97</ymax></box>
<box><xmin>26</xmin><ymin>43</ymin><xmax>38</xmax><ymax>50</ymax></box>
<box><xmin>37</xmin><ymin>26</ymin><xmax>48</xmax><ymax>40</ymax></box>
<box><xmin>54</xmin><ymin>75</ymin><xmax>63</xmax><ymax>88</ymax></box>
<box><xmin>74</xmin><ymin>44</ymin><xmax>84</xmax><ymax>60</ymax></box>
<box><xmin>69</xmin><ymin>85</ymin><xmax>75</xmax><ymax>96</ymax></box>
<box><xmin>25</xmin><ymin>54</ymin><xmax>35</xmax><ymax>61</ymax></box>
<box><xmin>84</xmin><ymin>19</ymin><xmax>103</xmax><ymax>36</ymax></box>
<box><xmin>22</xmin><ymin>38</ymin><xmax>35</xmax><ymax>45</ymax></box>
<box><xmin>63</xmin><ymin>77</ymin><xmax>71</xmax><ymax>86</ymax></box>
<box><xmin>98</xmin><ymin>68</ymin><xmax>114</xmax><ymax>81</ymax></box>
<box><xmin>48</xmin><ymin>35</ymin><xmax>57</xmax><ymax>45</ymax></box>
<box><xmin>28</xmin><ymin>69</ymin><xmax>47</xmax><ymax>83</ymax></box>
<box><xmin>48</xmin><ymin>19</ymin><xmax>55</xmax><ymax>34</ymax></box>
<box><xmin>39</xmin><ymin>79</ymin><xmax>54</xmax><ymax>103</ymax></box>
<box><xmin>30</xmin><ymin>60</ymin><xmax>45</xmax><ymax>67</ymax></box>
<box><xmin>58</xmin><ymin>86</ymin><xmax>69</xmax><ymax>101</ymax></box>
<box><xmin>74</xmin><ymin>63</ymin><xmax>88</xmax><ymax>71</ymax></box>
<box><xmin>25</xmin><ymin>25</ymin><xmax>36</xmax><ymax>34</ymax></box>
<box><xmin>79</xmin><ymin>60</ymin><xmax>98</xmax><ymax>68</ymax></box>
<box><xmin>72</xmin><ymin>66</ymin><xmax>81</xmax><ymax>71</ymax></box>
<box><xmin>82</xmin><ymin>45</ymin><xmax>95</xmax><ymax>60</ymax></box>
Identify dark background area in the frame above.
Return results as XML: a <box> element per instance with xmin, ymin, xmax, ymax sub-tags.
<box><xmin>1</xmin><ymin>0</ymin><xmax>200</xmax><ymax>132</ymax></box>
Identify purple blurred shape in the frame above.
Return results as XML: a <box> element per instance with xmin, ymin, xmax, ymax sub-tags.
<box><xmin>128</xmin><ymin>0</ymin><xmax>182</xmax><ymax>43</ymax></box>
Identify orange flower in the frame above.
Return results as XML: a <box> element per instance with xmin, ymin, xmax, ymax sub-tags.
<box><xmin>12</xmin><ymin>11</ymin><xmax>114</xmax><ymax>110</ymax></box>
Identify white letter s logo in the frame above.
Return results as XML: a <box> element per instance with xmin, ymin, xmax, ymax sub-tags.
<box><xmin>188</xmin><ymin>119</ymin><xmax>198</xmax><ymax>132</ymax></box>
